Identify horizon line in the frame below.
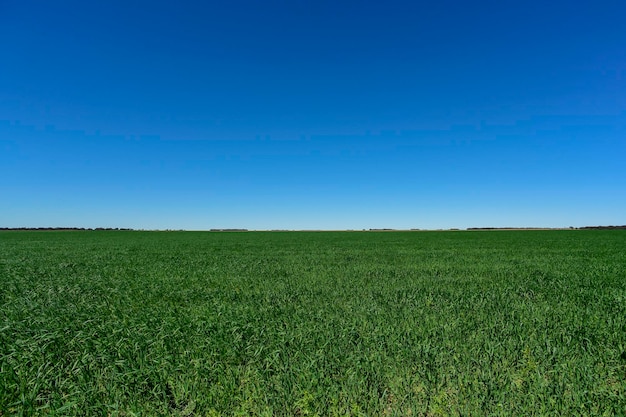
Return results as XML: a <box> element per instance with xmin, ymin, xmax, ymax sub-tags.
<box><xmin>2</xmin><ymin>226</ymin><xmax>625</xmax><ymax>232</ymax></box>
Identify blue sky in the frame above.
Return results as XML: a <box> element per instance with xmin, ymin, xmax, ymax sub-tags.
<box><xmin>1</xmin><ymin>0</ymin><xmax>625</xmax><ymax>229</ymax></box>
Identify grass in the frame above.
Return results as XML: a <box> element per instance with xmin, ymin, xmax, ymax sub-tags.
<box><xmin>1</xmin><ymin>230</ymin><xmax>625</xmax><ymax>415</ymax></box>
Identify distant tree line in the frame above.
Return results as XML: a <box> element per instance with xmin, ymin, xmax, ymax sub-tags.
<box><xmin>467</xmin><ymin>226</ymin><xmax>626</xmax><ymax>230</ymax></box>
<box><xmin>578</xmin><ymin>225</ymin><xmax>626</xmax><ymax>230</ymax></box>
<box><xmin>1</xmin><ymin>226</ymin><xmax>624</xmax><ymax>232</ymax></box>
<box><xmin>0</xmin><ymin>227</ymin><xmax>135</xmax><ymax>231</ymax></box>
<box><xmin>467</xmin><ymin>227</ymin><xmax>551</xmax><ymax>230</ymax></box>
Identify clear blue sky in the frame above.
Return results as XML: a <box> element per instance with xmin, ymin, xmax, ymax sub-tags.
<box><xmin>1</xmin><ymin>0</ymin><xmax>625</xmax><ymax>229</ymax></box>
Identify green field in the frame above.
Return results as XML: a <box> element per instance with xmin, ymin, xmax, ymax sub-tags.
<box><xmin>1</xmin><ymin>230</ymin><xmax>625</xmax><ymax>415</ymax></box>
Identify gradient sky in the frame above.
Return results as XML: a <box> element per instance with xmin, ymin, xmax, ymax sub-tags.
<box><xmin>1</xmin><ymin>0</ymin><xmax>625</xmax><ymax>229</ymax></box>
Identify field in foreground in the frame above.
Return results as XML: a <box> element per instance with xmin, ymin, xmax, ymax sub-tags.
<box><xmin>1</xmin><ymin>230</ymin><xmax>625</xmax><ymax>415</ymax></box>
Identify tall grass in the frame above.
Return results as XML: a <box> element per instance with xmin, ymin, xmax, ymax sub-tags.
<box><xmin>1</xmin><ymin>230</ymin><xmax>625</xmax><ymax>415</ymax></box>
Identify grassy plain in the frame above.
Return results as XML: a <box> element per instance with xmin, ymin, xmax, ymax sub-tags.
<box><xmin>1</xmin><ymin>230</ymin><xmax>625</xmax><ymax>415</ymax></box>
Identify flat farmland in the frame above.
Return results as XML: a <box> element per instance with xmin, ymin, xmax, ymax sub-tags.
<box><xmin>1</xmin><ymin>230</ymin><xmax>625</xmax><ymax>415</ymax></box>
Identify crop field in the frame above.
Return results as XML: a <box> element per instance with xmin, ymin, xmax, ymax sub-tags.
<box><xmin>1</xmin><ymin>230</ymin><xmax>625</xmax><ymax>415</ymax></box>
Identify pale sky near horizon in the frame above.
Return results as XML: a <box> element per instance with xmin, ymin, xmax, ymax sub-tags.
<box><xmin>1</xmin><ymin>0</ymin><xmax>625</xmax><ymax>230</ymax></box>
